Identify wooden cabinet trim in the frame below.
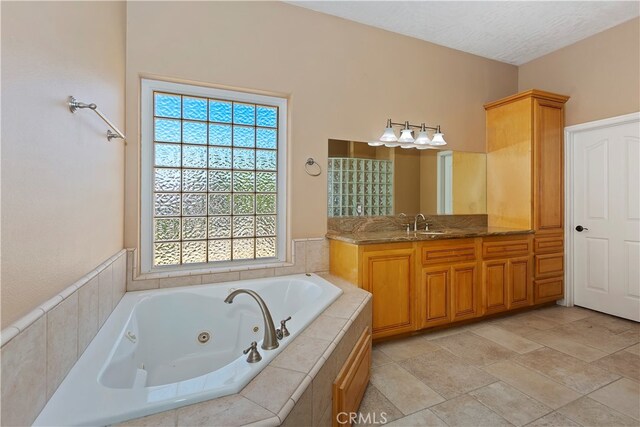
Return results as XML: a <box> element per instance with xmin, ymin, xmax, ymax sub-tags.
<box><xmin>534</xmin><ymin>277</ymin><xmax>564</xmax><ymax>303</ymax></box>
<box><xmin>509</xmin><ymin>256</ymin><xmax>533</xmax><ymax>308</ymax></box>
<box><xmin>420</xmin><ymin>266</ymin><xmax>451</xmax><ymax>328</ymax></box>
<box><xmin>534</xmin><ymin>235</ymin><xmax>564</xmax><ymax>254</ymax></box>
<box><xmin>333</xmin><ymin>327</ymin><xmax>372</xmax><ymax>427</ymax></box>
<box><xmin>534</xmin><ymin>253</ymin><xmax>564</xmax><ymax>278</ymax></box>
<box><xmin>482</xmin><ymin>237</ymin><xmax>531</xmax><ymax>259</ymax></box>
<box><xmin>451</xmin><ymin>262</ymin><xmax>480</xmax><ymax>321</ymax></box>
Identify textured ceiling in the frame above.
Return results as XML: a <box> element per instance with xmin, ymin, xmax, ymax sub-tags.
<box><xmin>289</xmin><ymin>1</ymin><xmax>639</xmax><ymax>65</ymax></box>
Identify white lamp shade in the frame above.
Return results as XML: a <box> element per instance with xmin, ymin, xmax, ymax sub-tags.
<box><xmin>368</xmin><ymin>141</ymin><xmax>384</xmax><ymax>147</ymax></box>
<box><xmin>414</xmin><ymin>130</ymin><xmax>431</xmax><ymax>145</ymax></box>
<box><xmin>400</xmin><ymin>144</ymin><xmax>414</xmax><ymax>149</ymax></box>
<box><xmin>379</xmin><ymin>127</ymin><xmax>398</xmax><ymax>142</ymax></box>
<box><xmin>431</xmin><ymin>132</ymin><xmax>446</xmax><ymax>146</ymax></box>
<box><xmin>384</xmin><ymin>142</ymin><xmax>400</xmax><ymax>148</ymax></box>
<box><xmin>416</xmin><ymin>145</ymin><xmax>437</xmax><ymax>150</ymax></box>
<box><xmin>398</xmin><ymin>129</ymin><xmax>414</xmax><ymax>143</ymax></box>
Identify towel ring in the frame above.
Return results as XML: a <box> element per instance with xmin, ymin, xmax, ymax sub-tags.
<box><xmin>304</xmin><ymin>158</ymin><xmax>322</xmax><ymax>177</ymax></box>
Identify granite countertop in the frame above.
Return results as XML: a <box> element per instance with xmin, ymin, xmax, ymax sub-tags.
<box><xmin>326</xmin><ymin>226</ymin><xmax>534</xmax><ymax>245</ymax></box>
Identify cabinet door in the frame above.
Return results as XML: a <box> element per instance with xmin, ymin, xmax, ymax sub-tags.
<box><xmin>362</xmin><ymin>247</ymin><xmax>415</xmax><ymax>338</ymax></box>
<box><xmin>451</xmin><ymin>262</ymin><xmax>480</xmax><ymax>321</ymax></box>
<box><xmin>421</xmin><ymin>266</ymin><xmax>450</xmax><ymax>328</ymax></box>
<box><xmin>508</xmin><ymin>256</ymin><xmax>532</xmax><ymax>309</ymax></box>
<box><xmin>483</xmin><ymin>260</ymin><xmax>509</xmax><ymax>314</ymax></box>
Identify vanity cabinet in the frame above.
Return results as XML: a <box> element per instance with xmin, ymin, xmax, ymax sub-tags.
<box><xmin>419</xmin><ymin>239</ymin><xmax>481</xmax><ymax>328</ymax></box>
<box><xmin>485</xmin><ymin>90</ymin><xmax>569</xmax><ymax>304</ymax></box>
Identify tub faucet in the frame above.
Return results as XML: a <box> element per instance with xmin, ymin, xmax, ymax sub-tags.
<box><xmin>224</xmin><ymin>289</ymin><xmax>279</xmax><ymax>350</ymax></box>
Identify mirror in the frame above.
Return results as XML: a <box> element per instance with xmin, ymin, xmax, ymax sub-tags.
<box><xmin>327</xmin><ymin>139</ymin><xmax>486</xmax><ymax>217</ymax></box>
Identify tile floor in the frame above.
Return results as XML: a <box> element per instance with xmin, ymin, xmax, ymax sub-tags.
<box><xmin>358</xmin><ymin>305</ymin><xmax>640</xmax><ymax>426</ymax></box>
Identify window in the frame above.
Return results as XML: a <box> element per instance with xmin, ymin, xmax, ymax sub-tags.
<box><xmin>141</xmin><ymin>79</ymin><xmax>287</xmax><ymax>273</ymax></box>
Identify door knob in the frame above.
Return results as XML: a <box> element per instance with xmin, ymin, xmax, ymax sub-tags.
<box><xmin>575</xmin><ymin>225</ymin><xmax>588</xmax><ymax>232</ymax></box>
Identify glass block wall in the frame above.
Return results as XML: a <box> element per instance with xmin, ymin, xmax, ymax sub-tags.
<box><xmin>152</xmin><ymin>92</ymin><xmax>279</xmax><ymax>267</ymax></box>
<box><xmin>327</xmin><ymin>158</ymin><xmax>394</xmax><ymax>217</ymax></box>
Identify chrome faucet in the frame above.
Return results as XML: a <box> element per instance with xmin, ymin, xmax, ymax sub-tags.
<box><xmin>414</xmin><ymin>213</ymin><xmax>426</xmax><ymax>232</ymax></box>
<box><xmin>224</xmin><ymin>289</ymin><xmax>279</xmax><ymax>350</ymax></box>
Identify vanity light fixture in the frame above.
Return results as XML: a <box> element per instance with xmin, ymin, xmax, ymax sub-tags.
<box><xmin>369</xmin><ymin>118</ymin><xmax>446</xmax><ymax>149</ymax></box>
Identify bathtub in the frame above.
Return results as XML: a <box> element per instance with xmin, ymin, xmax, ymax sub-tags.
<box><xmin>34</xmin><ymin>273</ymin><xmax>342</xmax><ymax>426</ymax></box>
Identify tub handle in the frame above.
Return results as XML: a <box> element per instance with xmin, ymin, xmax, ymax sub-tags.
<box><xmin>243</xmin><ymin>341</ymin><xmax>262</xmax><ymax>363</ymax></box>
<box><xmin>276</xmin><ymin>316</ymin><xmax>292</xmax><ymax>340</ymax></box>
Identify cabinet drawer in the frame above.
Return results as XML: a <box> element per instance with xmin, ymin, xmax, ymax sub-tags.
<box><xmin>535</xmin><ymin>254</ymin><xmax>564</xmax><ymax>278</ymax></box>
<box><xmin>421</xmin><ymin>241</ymin><xmax>477</xmax><ymax>265</ymax></box>
<box><xmin>534</xmin><ymin>277</ymin><xmax>564</xmax><ymax>303</ymax></box>
<box><xmin>482</xmin><ymin>239</ymin><xmax>531</xmax><ymax>259</ymax></box>
<box><xmin>333</xmin><ymin>327</ymin><xmax>372</xmax><ymax>427</ymax></box>
<box><xmin>534</xmin><ymin>236</ymin><xmax>564</xmax><ymax>254</ymax></box>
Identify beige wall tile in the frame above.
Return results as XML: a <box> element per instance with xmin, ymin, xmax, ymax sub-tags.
<box><xmin>306</xmin><ymin>239</ymin><xmax>329</xmax><ymax>273</ymax></box>
<box><xmin>483</xmin><ymin>360</ymin><xmax>581</xmax><ymax>409</ymax></box>
<box><xmin>128</xmin><ymin>278</ymin><xmax>159</xmax><ymax>291</ymax></box>
<box><xmin>0</xmin><ymin>317</ymin><xmax>47</xmax><ymax>426</ymax></box>
<box><xmin>112</xmin><ymin>253</ymin><xmax>127</xmax><ymax>304</ymax></box>
<box><xmin>240</xmin><ymin>268</ymin><xmax>275</xmax><ymax>280</ymax></box>
<box><xmin>281</xmin><ymin>384</ymin><xmax>312</xmax><ymax>427</ymax></box>
<box><xmin>301</xmin><ymin>315</ymin><xmax>348</xmax><ymax>342</ymax></box>
<box><xmin>558</xmin><ymin>397</ymin><xmax>638</xmax><ymax>426</ymax></box>
<box><xmin>78</xmin><ymin>275</ymin><xmax>100</xmax><ymax>355</ymax></box>
<box><xmin>588</xmin><ymin>378</ymin><xmax>640</xmax><ymax>420</ymax></box>
<box><xmin>312</xmin><ymin>349</ymin><xmax>338</xmax><ymax>426</ymax></box>
<box><xmin>115</xmin><ymin>409</ymin><xmax>177</xmax><ymax>426</ymax></box>
<box><xmin>158</xmin><ymin>275</ymin><xmax>202</xmax><ymax>289</ymax></box>
<box><xmin>270</xmin><ymin>335</ymin><xmax>330</xmax><ymax>374</ymax></box>
<box><xmin>46</xmin><ymin>293</ymin><xmax>79</xmax><ymax>398</ymax></box>
<box><xmin>370</xmin><ymin>363</ymin><xmax>444</xmax><ymax>415</ymax></box>
<box><xmin>98</xmin><ymin>264</ymin><xmax>114</xmax><ymax>326</ymax></box>
<box><xmin>201</xmin><ymin>271</ymin><xmax>240</xmax><ymax>284</ymax></box>
<box><xmin>469</xmin><ymin>381</ymin><xmax>551</xmax><ymax>426</ymax></box>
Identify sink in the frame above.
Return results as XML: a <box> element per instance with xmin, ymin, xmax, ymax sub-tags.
<box><xmin>417</xmin><ymin>231</ymin><xmax>447</xmax><ymax>235</ymax></box>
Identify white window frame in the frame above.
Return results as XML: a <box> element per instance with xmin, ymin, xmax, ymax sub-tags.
<box><xmin>140</xmin><ymin>78</ymin><xmax>288</xmax><ymax>274</ymax></box>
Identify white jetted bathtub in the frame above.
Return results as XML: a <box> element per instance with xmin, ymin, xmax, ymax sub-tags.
<box><xmin>35</xmin><ymin>273</ymin><xmax>342</xmax><ymax>426</ymax></box>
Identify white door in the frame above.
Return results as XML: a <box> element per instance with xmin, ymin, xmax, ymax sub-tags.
<box><xmin>572</xmin><ymin>118</ymin><xmax>640</xmax><ymax>321</ymax></box>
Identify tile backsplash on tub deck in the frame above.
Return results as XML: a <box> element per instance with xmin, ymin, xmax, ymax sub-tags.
<box><xmin>126</xmin><ymin>238</ymin><xmax>330</xmax><ymax>291</ymax></box>
<box><xmin>0</xmin><ymin>249</ymin><xmax>126</xmax><ymax>427</ymax></box>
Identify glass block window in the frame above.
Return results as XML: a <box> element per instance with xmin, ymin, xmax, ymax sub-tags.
<box><xmin>142</xmin><ymin>80</ymin><xmax>286</xmax><ymax>271</ymax></box>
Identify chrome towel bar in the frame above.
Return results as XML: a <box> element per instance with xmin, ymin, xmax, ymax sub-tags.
<box><xmin>68</xmin><ymin>96</ymin><xmax>126</xmax><ymax>141</ymax></box>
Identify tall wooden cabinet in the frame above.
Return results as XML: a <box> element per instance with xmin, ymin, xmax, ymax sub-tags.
<box><xmin>485</xmin><ymin>90</ymin><xmax>569</xmax><ymax>304</ymax></box>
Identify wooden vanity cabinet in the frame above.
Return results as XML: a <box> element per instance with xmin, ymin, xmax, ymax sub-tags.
<box><xmin>419</xmin><ymin>239</ymin><xmax>481</xmax><ymax>328</ymax></box>
<box><xmin>485</xmin><ymin>90</ymin><xmax>569</xmax><ymax>304</ymax></box>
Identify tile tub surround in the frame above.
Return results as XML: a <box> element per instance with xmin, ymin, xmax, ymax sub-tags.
<box><xmin>116</xmin><ymin>273</ymin><xmax>373</xmax><ymax>427</ymax></box>
<box><xmin>126</xmin><ymin>238</ymin><xmax>330</xmax><ymax>291</ymax></box>
<box><xmin>0</xmin><ymin>250</ymin><xmax>127</xmax><ymax>427</ymax></box>
<box><xmin>358</xmin><ymin>305</ymin><xmax>640</xmax><ymax>426</ymax></box>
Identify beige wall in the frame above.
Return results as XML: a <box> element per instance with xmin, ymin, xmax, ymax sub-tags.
<box><xmin>519</xmin><ymin>17</ymin><xmax>640</xmax><ymax>126</ymax></box>
<box><xmin>1</xmin><ymin>2</ymin><xmax>126</xmax><ymax>326</ymax></box>
<box><xmin>124</xmin><ymin>1</ymin><xmax>517</xmax><ymax>251</ymax></box>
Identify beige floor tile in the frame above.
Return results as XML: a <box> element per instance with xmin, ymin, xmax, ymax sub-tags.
<box><xmin>399</xmin><ymin>350</ymin><xmax>498</xmax><ymax>399</ymax></box>
<box><xmin>384</xmin><ymin>409</ymin><xmax>447</xmax><ymax>427</ymax></box>
<box><xmin>432</xmin><ymin>332</ymin><xmax>516</xmax><ymax>366</ymax></box>
<box><xmin>558</xmin><ymin>396</ymin><xmax>638</xmax><ymax>427</ymax></box>
<box><xmin>421</xmin><ymin>325</ymin><xmax>470</xmax><ymax>340</ymax></box>
<box><xmin>525</xmin><ymin>411</ymin><xmax>581</xmax><ymax>427</ymax></box>
<box><xmin>483</xmin><ymin>360</ymin><xmax>581</xmax><ymax>409</ymax></box>
<box><xmin>357</xmin><ymin>384</ymin><xmax>404</xmax><ymax>426</ymax></box>
<box><xmin>625</xmin><ymin>343</ymin><xmax>640</xmax><ymax>356</ymax></box>
<box><xmin>469</xmin><ymin>381</ymin><xmax>552</xmax><ymax>426</ymax></box>
<box><xmin>515</xmin><ymin>348</ymin><xmax>620</xmax><ymax>394</ymax></box>
<box><xmin>533</xmin><ymin>306</ymin><xmax>593</xmax><ymax>323</ymax></box>
<box><xmin>553</xmin><ymin>321</ymin><xmax>637</xmax><ymax>353</ymax></box>
<box><xmin>370</xmin><ymin>363</ymin><xmax>445</xmax><ymax>415</ymax></box>
<box><xmin>371</xmin><ymin>348</ymin><xmax>392</xmax><ymax>367</ymax></box>
<box><xmin>588</xmin><ymin>377</ymin><xmax>640</xmax><ymax>420</ymax></box>
<box><xmin>593</xmin><ymin>350</ymin><xmax>640</xmax><ymax>381</ymax></box>
<box><xmin>579</xmin><ymin>312</ymin><xmax>639</xmax><ymax>335</ymax></box>
<box><xmin>494</xmin><ymin>312</ymin><xmax>561</xmax><ymax>337</ymax></box>
<box><xmin>527</xmin><ymin>329</ymin><xmax>608</xmax><ymax>362</ymax></box>
<box><xmin>376</xmin><ymin>335</ymin><xmax>440</xmax><ymax>362</ymax></box>
<box><xmin>472</xmin><ymin>325</ymin><xmax>543</xmax><ymax>354</ymax></box>
<box><xmin>431</xmin><ymin>394</ymin><xmax>513</xmax><ymax>426</ymax></box>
